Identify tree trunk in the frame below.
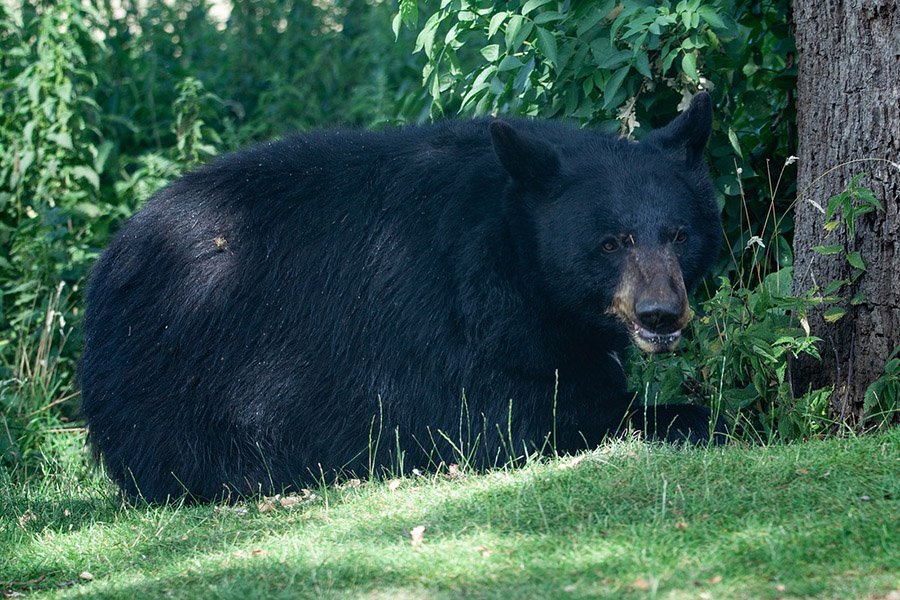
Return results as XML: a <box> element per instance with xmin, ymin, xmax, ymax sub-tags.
<box><xmin>791</xmin><ymin>0</ymin><xmax>900</xmax><ymax>424</ymax></box>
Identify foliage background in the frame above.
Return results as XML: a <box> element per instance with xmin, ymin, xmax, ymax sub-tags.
<box><xmin>0</xmin><ymin>0</ymin><xmax>893</xmax><ymax>476</ymax></box>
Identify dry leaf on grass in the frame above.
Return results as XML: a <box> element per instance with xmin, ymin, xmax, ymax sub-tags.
<box><xmin>214</xmin><ymin>505</ymin><xmax>249</xmax><ymax>516</ymax></box>
<box><xmin>632</xmin><ymin>577</ymin><xmax>652</xmax><ymax>591</ymax></box>
<box><xmin>560</xmin><ymin>455</ymin><xmax>587</xmax><ymax>470</ymax></box>
<box><xmin>257</xmin><ymin>490</ymin><xmax>316</xmax><ymax>512</ymax></box>
<box><xmin>278</xmin><ymin>496</ymin><xmax>303</xmax><ymax>508</ymax></box>
<box><xmin>16</xmin><ymin>510</ymin><xmax>35</xmax><ymax>528</ymax></box>
<box><xmin>409</xmin><ymin>525</ymin><xmax>426</xmax><ymax>548</ymax></box>
<box><xmin>279</xmin><ymin>491</ymin><xmax>316</xmax><ymax>508</ymax></box>
<box><xmin>233</xmin><ymin>548</ymin><xmax>266</xmax><ymax>559</ymax></box>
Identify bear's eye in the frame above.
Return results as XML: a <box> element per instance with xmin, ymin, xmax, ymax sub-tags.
<box><xmin>601</xmin><ymin>238</ymin><xmax>621</xmax><ymax>253</ymax></box>
<box><xmin>673</xmin><ymin>228</ymin><xmax>687</xmax><ymax>244</ymax></box>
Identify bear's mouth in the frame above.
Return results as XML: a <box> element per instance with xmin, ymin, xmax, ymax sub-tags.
<box><xmin>630</xmin><ymin>322</ymin><xmax>682</xmax><ymax>353</ymax></box>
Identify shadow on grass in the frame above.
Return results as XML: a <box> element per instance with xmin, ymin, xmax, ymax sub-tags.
<box><xmin>3</xmin><ymin>433</ymin><xmax>898</xmax><ymax>598</ymax></box>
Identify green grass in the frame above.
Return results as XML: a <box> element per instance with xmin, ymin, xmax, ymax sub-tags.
<box><xmin>2</xmin><ymin>431</ymin><xmax>898</xmax><ymax>599</ymax></box>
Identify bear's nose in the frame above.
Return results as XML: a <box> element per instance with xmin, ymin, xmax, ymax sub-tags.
<box><xmin>634</xmin><ymin>300</ymin><xmax>683</xmax><ymax>333</ymax></box>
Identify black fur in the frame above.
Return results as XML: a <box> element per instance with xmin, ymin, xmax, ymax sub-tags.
<box><xmin>80</xmin><ymin>93</ymin><xmax>723</xmax><ymax>502</ymax></box>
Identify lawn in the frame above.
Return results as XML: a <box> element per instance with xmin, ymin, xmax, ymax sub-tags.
<box><xmin>2</xmin><ymin>430</ymin><xmax>898</xmax><ymax>599</ymax></box>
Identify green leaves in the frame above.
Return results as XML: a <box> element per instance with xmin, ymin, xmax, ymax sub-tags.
<box><xmin>811</xmin><ymin>175</ymin><xmax>881</xmax><ymax>306</ymax></box>
<box><xmin>172</xmin><ymin>78</ymin><xmax>221</xmax><ymax>167</ymax></box>
<box><xmin>397</xmin><ymin>0</ymin><xmax>733</xmax><ymax>121</ymax></box>
<box><xmin>0</xmin><ymin>0</ymin><xmax>121</xmax><ymax>451</ymax></box>
<box><xmin>505</xmin><ymin>15</ymin><xmax>533</xmax><ymax>52</ymax></box>
<box><xmin>534</xmin><ymin>27</ymin><xmax>558</xmax><ymax>68</ymax></box>
<box><xmin>480</xmin><ymin>44</ymin><xmax>500</xmax><ymax>62</ymax></box>
<box><xmin>823</xmin><ymin>307</ymin><xmax>847</xmax><ymax>323</ymax></box>
<box><xmin>629</xmin><ymin>270</ymin><xmax>829</xmax><ymax>441</ymax></box>
<box><xmin>399</xmin><ymin>0</ymin><xmax>418</xmax><ymax>29</ymax></box>
<box><xmin>414</xmin><ymin>13</ymin><xmax>441</xmax><ymax>58</ymax></box>
<box><xmin>634</xmin><ymin>52</ymin><xmax>651</xmax><ymax>78</ymax></box>
<box><xmin>863</xmin><ymin>346</ymin><xmax>900</xmax><ymax>426</ymax></box>
<box><xmin>70</xmin><ymin>166</ymin><xmax>100</xmax><ymax>191</ymax></box>
<box><xmin>577</xmin><ymin>1</ymin><xmax>617</xmax><ymax>37</ymax></box>
<box><xmin>727</xmin><ymin>128</ymin><xmax>743</xmax><ymax>158</ymax></box>
<box><xmin>47</xmin><ymin>132</ymin><xmax>74</xmax><ymax>151</ymax></box>
<box><xmin>697</xmin><ymin>6</ymin><xmax>726</xmax><ymax>29</ymax></box>
<box><xmin>602</xmin><ymin>66</ymin><xmax>630</xmax><ymax>109</ymax></box>
<box><xmin>812</xmin><ymin>245</ymin><xmax>843</xmax><ymax>256</ymax></box>
<box><xmin>522</xmin><ymin>0</ymin><xmax>553</xmax><ymax>15</ymax></box>
<box><xmin>394</xmin><ymin>0</ymin><xmax>420</xmax><ymax>39</ymax></box>
<box><xmin>846</xmin><ymin>251</ymin><xmax>866</xmax><ymax>271</ymax></box>
<box><xmin>488</xmin><ymin>12</ymin><xmax>508</xmax><ymax>38</ymax></box>
<box><xmin>681</xmin><ymin>52</ymin><xmax>699</xmax><ymax>81</ymax></box>
<box><xmin>824</xmin><ymin>173</ymin><xmax>882</xmax><ymax>239</ymax></box>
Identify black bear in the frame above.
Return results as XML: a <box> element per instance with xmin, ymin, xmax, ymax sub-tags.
<box><xmin>80</xmin><ymin>93</ymin><xmax>723</xmax><ymax>503</ymax></box>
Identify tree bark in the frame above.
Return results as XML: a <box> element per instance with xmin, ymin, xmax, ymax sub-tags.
<box><xmin>791</xmin><ymin>0</ymin><xmax>900</xmax><ymax>424</ymax></box>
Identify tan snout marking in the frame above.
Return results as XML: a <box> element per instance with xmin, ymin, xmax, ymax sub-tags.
<box><xmin>607</xmin><ymin>247</ymin><xmax>691</xmax><ymax>351</ymax></box>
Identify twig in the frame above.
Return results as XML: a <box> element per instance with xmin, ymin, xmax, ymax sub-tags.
<box><xmin>31</xmin><ymin>391</ymin><xmax>80</xmax><ymax>415</ymax></box>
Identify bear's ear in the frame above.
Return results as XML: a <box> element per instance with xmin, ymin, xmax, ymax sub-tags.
<box><xmin>490</xmin><ymin>120</ymin><xmax>560</xmax><ymax>184</ymax></box>
<box><xmin>644</xmin><ymin>92</ymin><xmax>712</xmax><ymax>166</ymax></box>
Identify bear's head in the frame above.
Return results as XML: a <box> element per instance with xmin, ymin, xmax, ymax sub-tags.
<box><xmin>491</xmin><ymin>93</ymin><xmax>720</xmax><ymax>354</ymax></box>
